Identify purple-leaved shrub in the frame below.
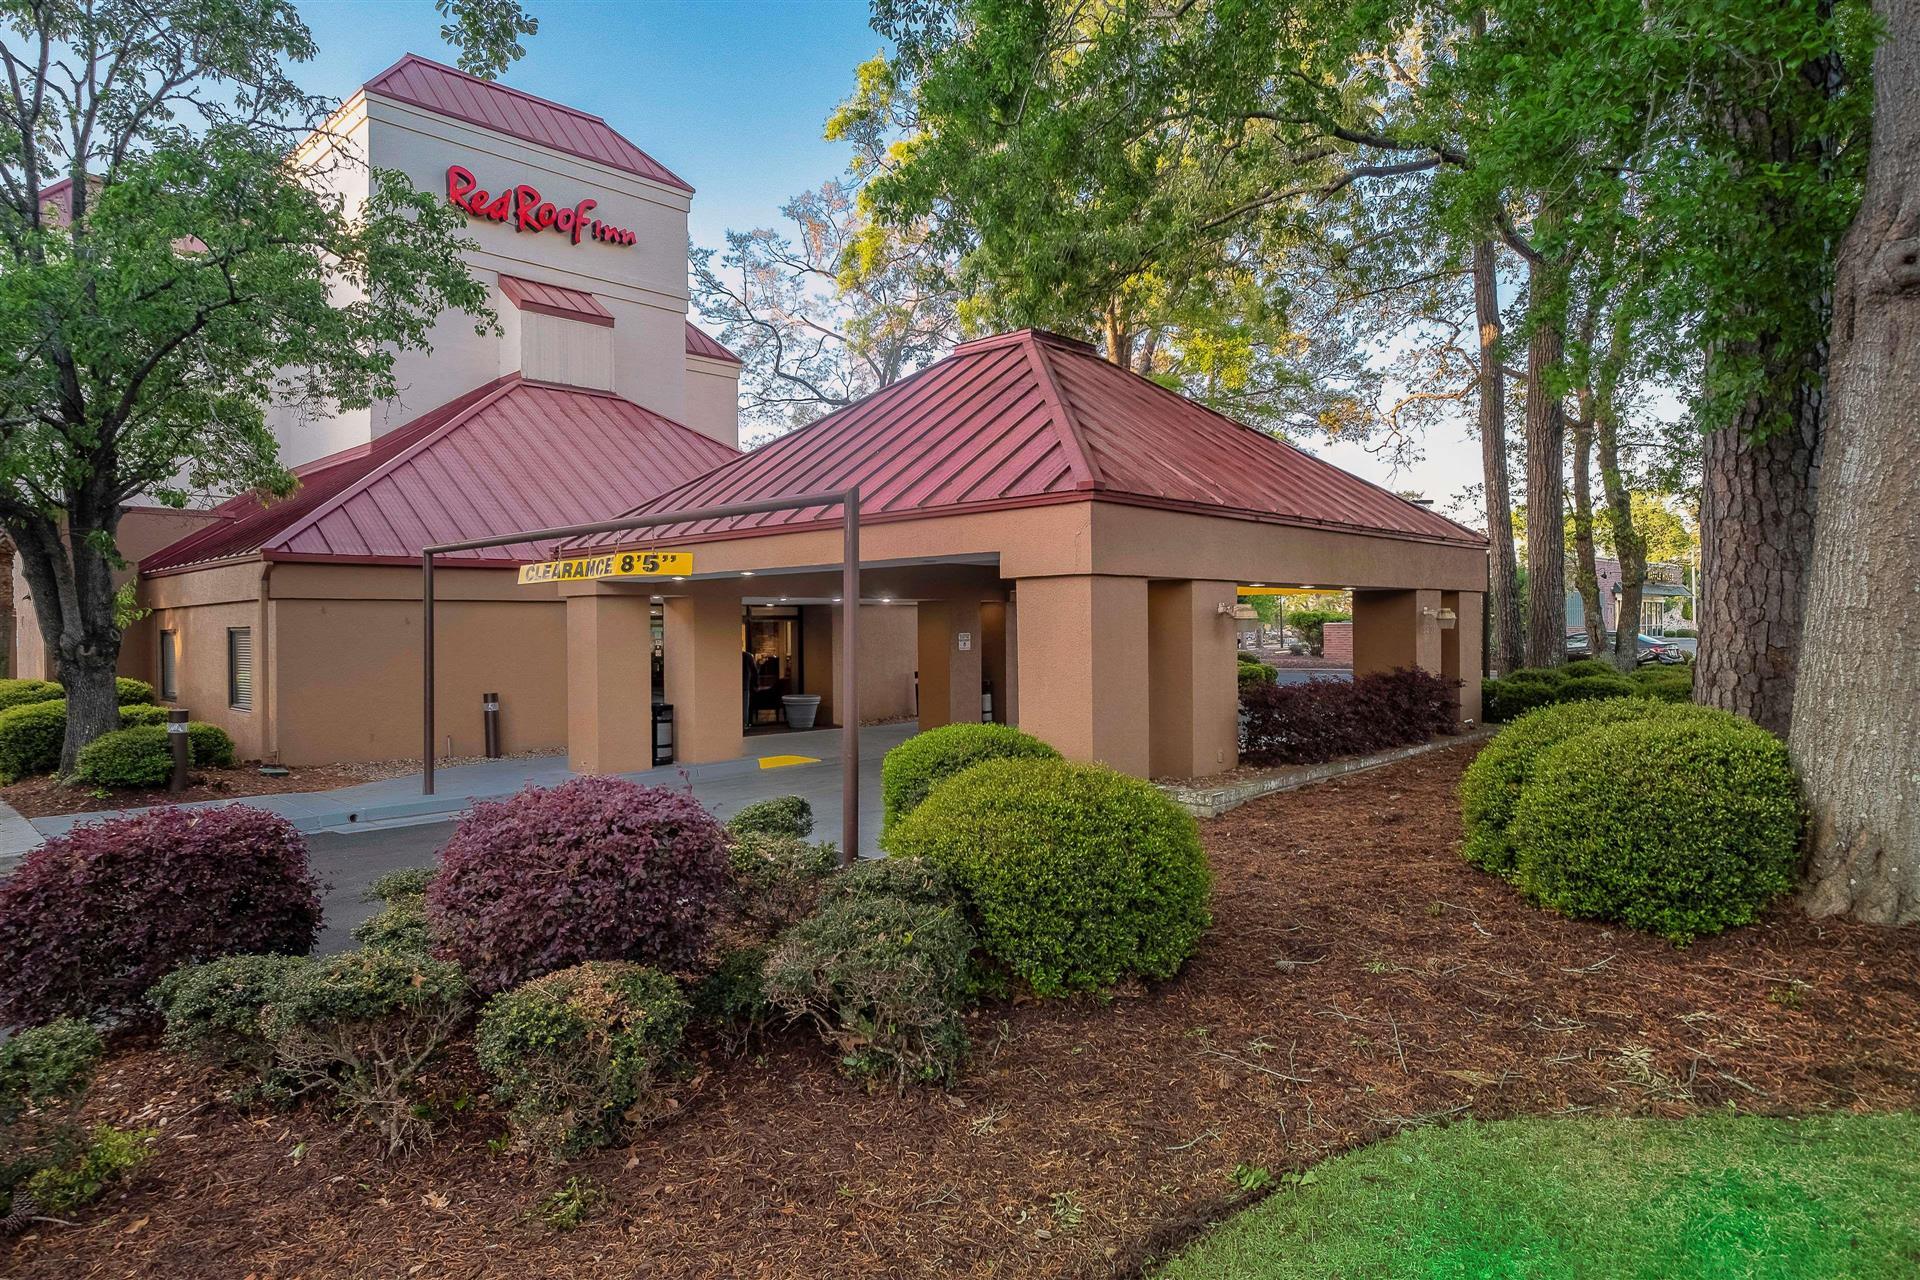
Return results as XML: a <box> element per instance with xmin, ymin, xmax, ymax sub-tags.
<box><xmin>0</xmin><ymin>805</ymin><xmax>321</xmax><ymax>1027</ymax></box>
<box><xmin>1239</xmin><ymin>666</ymin><xmax>1460</xmax><ymax>767</ymax></box>
<box><xmin>426</xmin><ymin>777</ymin><xmax>729</xmax><ymax>993</ymax></box>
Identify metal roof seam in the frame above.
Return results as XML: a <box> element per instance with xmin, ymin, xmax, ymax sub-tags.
<box><xmin>1022</xmin><ymin>333</ymin><xmax>1101</xmax><ymax>489</ymax></box>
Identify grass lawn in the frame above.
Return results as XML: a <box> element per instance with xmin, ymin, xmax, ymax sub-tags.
<box><xmin>1159</xmin><ymin>1112</ymin><xmax>1920</xmax><ymax>1279</ymax></box>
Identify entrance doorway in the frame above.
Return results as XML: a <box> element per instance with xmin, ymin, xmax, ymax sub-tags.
<box><xmin>745</xmin><ymin>605</ymin><xmax>802</xmax><ymax>729</ymax></box>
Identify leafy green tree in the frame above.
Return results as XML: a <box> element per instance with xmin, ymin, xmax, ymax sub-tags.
<box><xmin>0</xmin><ymin>0</ymin><xmax>527</xmax><ymax>766</ymax></box>
<box><xmin>691</xmin><ymin>178</ymin><xmax>958</xmax><ymax>436</ymax></box>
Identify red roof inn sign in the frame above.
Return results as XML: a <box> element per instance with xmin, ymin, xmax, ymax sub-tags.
<box><xmin>445</xmin><ymin>164</ymin><xmax>637</xmax><ymax>247</ymax></box>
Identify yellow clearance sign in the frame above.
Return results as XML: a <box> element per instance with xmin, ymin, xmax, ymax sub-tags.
<box><xmin>517</xmin><ymin>550</ymin><xmax>693</xmax><ymax>585</ymax></box>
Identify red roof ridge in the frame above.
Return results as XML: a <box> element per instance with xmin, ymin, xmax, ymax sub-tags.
<box><xmin>260</xmin><ymin>374</ymin><xmax>527</xmax><ymax>555</ymax></box>
<box><xmin>1065</xmin><ymin>343</ymin><xmax>1488</xmax><ymax>544</ymax></box>
<box><xmin>368</xmin><ymin>53</ymin><xmax>614</xmax><ymax>126</ymax></box>
<box><xmin>361</xmin><ymin>53</ymin><xmax>691</xmax><ymax>193</ymax></box>
<box><xmin>1019</xmin><ymin>332</ymin><xmax>1101</xmax><ymax>490</ymax></box>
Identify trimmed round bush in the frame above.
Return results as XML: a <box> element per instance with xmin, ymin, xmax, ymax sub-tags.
<box><xmin>114</xmin><ymin>678</ymin><xmax>156</xmax><ymax>707</ymax></box>
<box><xmin>118</xmin><ymin>703</ymin><xmax>169</xmax><ymax>727</ymax></box>
<box><xmin>1459</xmin><ymin>699</ymin><xmax>1725</xmax><ymax>879</ymax></box>
<box><xmin>1511</xmin><ymin>717</ymin><xmax>1803</xmax><ymax>942</ymax></box>
<box><xmin>1237</xmin><ymin>659</ymin><xmax>1278</xmax><ymax>693</ymax></box>
<box><xmin>1631</xmin><ymin>665</ymin><xmax>1695</xmax><ymax>703</ymax></box>
<box><xmin>1556</xmin><ymin>673</ymin><xmax>1639</xmax><ymax>703</ymax></box>
<box><xmin>726</xmin><ymin>794</ymin><xmax>813</xmax><ymax>840</ymax></box>
<box><xmin>1482</xmin><ymin>676</ymin><xmax>1560</xmax><ymax>724</ymax></box>
<box><xmin>763</xmin><ymin>890</ymin><xmax>974</xmax><ymax>1086</ymax></box>
<box><xmin>262</xmin><ymin>949</ymin><xmax>469</xmax><ymax>1153</ymax></box>
<box><xmin>880</xmin><ymin>722</ymin><xmax>1060</xmax><ymax>833</ymax></box>
<box><xmin>1504</xmin><ymin>667</ymin><xmax>1568</xmax><ymax>686</ymax></box>
<box><xmin>819</xmin><ymin>855</ymin><xmax>958</xmax><ymax>909</ymax></box>
<box><xmin>71</xmin><ymin>721</ymin><xmax>237</xmax><ymax>787</ymax></box>
<box><xmin>728</xmin><ymin>831</ymin><xmax>839</xmax><ymax>928</ymax></box>
<box><xmin>427</xmin><ymin>776</ymin><xmax>730</xmax><ymax>994</ymax></box>
<box><xmin>886</xmin><ymin>758</ymin><xmax>1211</xmax><ymax>996</ymax></box>
<box><xmin>0</xmin><ymin>679</ymin><xmax>63</xmax><ymax>713</ymax></box>
<box><xmin>0</xmin><ymin>805</ymin><xmax>321</xmax><ymax>1026</ymax></box>
<box><xmin>476</xmin><ymin>962</ymin><xmax>688</xmax><ymax>1156</ymax></box>
<box><xmin>1559</xmin><ymin>658</ymin><xmax>1616</xmax><ymax>679</ymax></box>
<box><xmin>149</xmin><ymin>952</ymin><xmax>311</xmax><ymax>1075</ymax></box>
<box><xmin>0</xmin><ymin>699</ymin><xmax>68</xmax><ymax>781</ymax></box>
<box><xmin>689</xmin><ymin>943</ymin><xmax>772</xmax><ymax>1054</ymax></box>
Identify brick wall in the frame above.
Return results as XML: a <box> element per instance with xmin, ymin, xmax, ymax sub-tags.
<box><xmin>1321</xmin><ymin>620</ymin><xmax>1353</xmax><ymax>664</ymax></box>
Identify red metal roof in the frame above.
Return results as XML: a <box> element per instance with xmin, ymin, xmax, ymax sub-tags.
<box><xmin>566</xmin><ymin>329</ymin><xmax>1485</xmax><ymax>551</ymax></box>
<box><xmin>364</xmin><ymin>54</ymin><xmax>691</xmax><ymax>193</ymax></box>
<box><xmin>498</xmin><ymin>273</ymin><xmax>614</xmax><ymax>327</ymax></box>
<box><xmin>143</xmin><ymin>375</ymin><xmax>738</xmax><ymax>572</ymax></box>
<box><xmin>684</xmin><ymin>323</ymin><xmax>741</xmax><ymax>364</ymax></box>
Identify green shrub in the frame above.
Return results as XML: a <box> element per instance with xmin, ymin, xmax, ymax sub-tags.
<box><xmin>350</xmin><ymin>866</ymin><xmax>437</xmax><ymax>955</ymax></box>
<box><xmin>1237</xmin><ymin>660</ymin><xmax>1277</xmax><ymax>693</ymax></box>
<box><xmin>1556</xmin><ymin>673</ymin><xmax>1640</xmax><ymax>703</ymax></box>
<box><xmin>0</xmin><ymin>679</ymin><xmax>62</xmax><ymax>714</ymax></box>
<box><xmin>1560</xmin><ymin>658</ymin><xmax>1616</xmax><ymax>679</ymax></box>
<box><xmin>726</xmin><ymin>795</ymin><xmax>813</xmax><ymax>840</ymax></box>
<box><xmin>887</xmin><ymin>758</ymin><xmax>1211</xmax><ymax>996</ymax></box>
<box><xmin>118</xmin><ymin>703</ymin><xmax>168</xmax><ymax>727</ymax></box>
<box><xmin>70</xmin><ymin>721</ymin><xmax>235</xmax><ymax>787</ymax></box>
<box><xmin>0</xmin><ymin>1018</ymin><xmax>117</xmax><ymax>1221</ymax></box>
<box><xmin>20</xmin><ymin>1123</ymin><xmax>153</xmax><ymax>1213</ymax></box>
<box><xmin>366</xmin><ymin>866</ymin><xmax>437</xmax><ymax>903</ymax></box>
<box><xmin>352</xmin><ymin>897</ymin><xmax>431</xmax><ymax>955</ymax></box>
<box><xmin>880</xmin><ymin>722</ymin><xmax>1060</xmax><ymax>833</ymax></box>
<box><xmin>0</xmin><ymin>699</ymin><xmax>68</xmax><ymax>781</ymax></box>
<box><xmin>475</xmin><ymin>962</ymin><xmax>687</xmax><ymax>1157</ymax></box>
<box><xmin>1511</xmin><ymin>718</ymin><xmax>1803</xmax><ymax>942</ymax></box>
<box><xmin>818</xmin><ymin>855</ymin><xmax>958</xmax><ymax>910</ymax></box>
<box><xmin>1504</xmin><ymin>667</ymin><xmax>1568</xmax><ymax>686</ymax></box>
<box><xmin>262</xmin><ymin>950</ymin><xmax>470</xmax><ymax>1154</ymax></box>
<box><xmin>114</xmin><ymin>678</ymin><xmax>156</xmax><ymax>707</ymax></box>
<box><xmin>1459</xmin><ymin>699</ymin><xmax>1719</xmax><ymax>879</ymax></box>
<box><xmin>188</xmin><ymin>721</ymin><xmax>235</xmax><ymax>768</ymax></box>
<box><xmin>728</xmin><ymin>832</ymin><xmax>839</xmax><ymax>928</ymax></box>
<box><xmin>763</xmin><ymin>891</ymin><xmax>974</xmax><ymax>1086</ymax></box>
<box><xmin>0</xmin><ymin>1018</ymin><xmax>103</xmax><ymax>1125</ymax></box>
<box><xmin>1631</xmin><ymin>665</ymin><xmax>1695</xmax><ymax>704</ymax></box>
<box><xmin>149</xmin><ymin>953</ymin><xmax>310</xmax><ymax>1078</ymax></box>
<box><xmin>1482</xmin><ymin>676</ymin><xmax>1561</xmax><ymax>724</ymax></box>
<box><xmin>688</xmin><ymin>944</ymin><xmax>771</xmax><ymax>1054</ymax></box>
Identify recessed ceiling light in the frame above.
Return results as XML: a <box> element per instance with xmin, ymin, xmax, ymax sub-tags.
<box><xmin>671</xmin><ymin>576</ymin><xmax>685</xmax><ymax>582</ymax></box>
<box><xmin>740</xmin><ymin>570</ymin><xmax>755</xmax><ymax>577</ymax></box>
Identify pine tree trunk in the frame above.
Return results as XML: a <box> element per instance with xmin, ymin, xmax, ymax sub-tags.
<box><xmin>1593</xmin><ymin>312</ymin><xmax>1645</xmax><ymax>673</ymax></box>
<box><xmin>1474</xmin><ymin>240</ymin><xmax>1524</xmax><ymax>674</ymax></box>
<box><xmin>1793</xmin><ymin>0</ymin><xmax>1920</xmax><ymax>924</ymax></box>
<box><xmin>1695</xmin><ymin>390</ymin><xmax>1818</xmax><ymax>737</ymax></box>
<box><xmin>1522</xmin><ymin>231</ymin><xmax>1568</xmax><ymax>669</ymax></box>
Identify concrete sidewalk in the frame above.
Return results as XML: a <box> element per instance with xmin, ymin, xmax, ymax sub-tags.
<box><xmin>3</xmin><ymin>721</ymin><xmax>916</xmax><ymax>862</ymax></box>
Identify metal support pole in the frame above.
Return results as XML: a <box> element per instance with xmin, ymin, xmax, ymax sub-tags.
<box><xmin>483</xmin><ymin>691</ymin><xmax>501</xmax><ymax>759</ymax></box>
<box><xmin>840</xmin><ymin>489</ymin><xmax>860</xmax><ymax>866</ymax></box>
<box><xmin>166</xmin><ymin>707</ymin><xmax>189</xmax><ymax>793</ymax></box>
<box><xmin>422</xmin><ymin>552</ymin><xmax>436</xmax><ymax>796</ymax></box>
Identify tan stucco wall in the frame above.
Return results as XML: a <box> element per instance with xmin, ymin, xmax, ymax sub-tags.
<box><xmin>1146</xmin><ymin>579</ymin><xmax>1240</xmax><ymax>778</ymax></box>
<box><xmin>801</xmin><ymin>602</ymin><xmax>918</xmax><ymax>727</ymax></box>
<box><xmin>142</xmin><ymin>560</ymin><xmax>570</xmax><ymax>766</ymax></box>
<box><xmin>1013</xmin><ymin>574</ymin><xmax>1151</xmax><ymax>775</ymax></box>
<box><xmin>683</xmin><ymin>354</ymin><xmax>742</xmax><ymax>450</ymax></box>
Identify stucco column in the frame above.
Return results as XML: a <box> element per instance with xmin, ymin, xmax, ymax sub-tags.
<box><xmin>1013</xmin><ymin>574</ymin><xmax>1149</xmax><ymax>776</ymax></box>
<box><xmin>1446</xmin><ymin>590</ymin><xmax>1485</xmax><ymax>725</ymax></box>
<box><xmin>916</xmin><ymin>596</ymin><xmax>983</xmax><ymax>729</ymax></box>
<box><xmin>1351</xmin><ymin>588</ymin><xmax>1444</xmax><ymax>676</ymax></box>
<box><xmin>566</xmin><ymin>590</ymin><xmax>655</xmax><ymax>774</ymax></box>
<box><xmin>1147</xmin><ymin>579</ymin><xmax>1239</xmax><ymax>778</ymax></box>
<box><xmin>663</xmin><ymin>591</ymin><xmax>745</xmax><ymax>765</ymax></box>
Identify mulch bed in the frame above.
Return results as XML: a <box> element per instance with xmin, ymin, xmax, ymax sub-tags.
<box><xmin>1</xmin><ymin>765</ymin><xmax>377</xmax><ymax>819</ymax></box>
<box><xmin>8</xmin><ymin>743</ymin><xmax>1918</xmax><ymax>1278</ymax></box>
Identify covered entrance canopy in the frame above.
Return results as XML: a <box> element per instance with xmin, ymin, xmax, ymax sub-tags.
<box><xmin>554</xmin><ymin>329</ymin><xmax>1489</xmax><ymax>781</ymax></box>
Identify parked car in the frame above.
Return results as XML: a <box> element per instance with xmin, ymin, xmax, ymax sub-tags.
<box><xmin>1565</xmin><ymin>630</ymin><xmax>1689</xmax><ymax>666</ymax></box>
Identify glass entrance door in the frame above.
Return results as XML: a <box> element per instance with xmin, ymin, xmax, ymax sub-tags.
<box><xmin>744</xmin><ymin>606</ymin><xmax>801</xmax><ymax>728</ymax></box>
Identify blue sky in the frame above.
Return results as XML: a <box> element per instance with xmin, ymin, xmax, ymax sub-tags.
<box><xmin>291</xmin><ymin>1</ymin><xmax>1486</xmax><ymax>510</ymax></box>
<box><xmin>294</xmin><ymin>0</ymin><xmax>884</xmax><ymax>251</ymax></box>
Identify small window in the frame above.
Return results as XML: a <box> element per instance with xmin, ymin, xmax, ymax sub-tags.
<box><xmin>159</xmin><ymin>629</ymin><xmax>177</xmax><ymax>702</ymax></box>
<box><xmin>227</xmin><ymin>627</ymin><xmax>252</xmax><ymax>712</ymax></box>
